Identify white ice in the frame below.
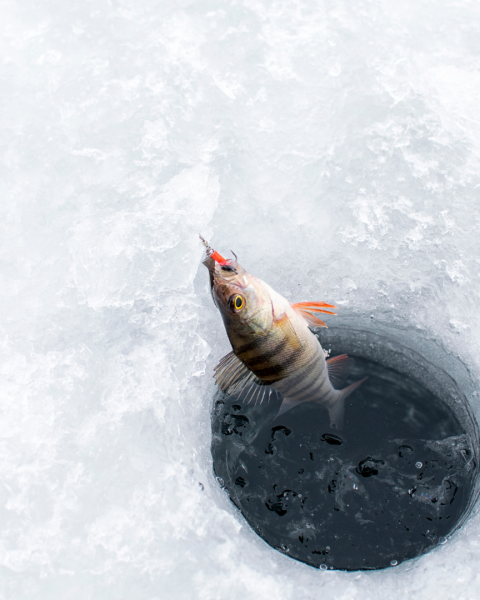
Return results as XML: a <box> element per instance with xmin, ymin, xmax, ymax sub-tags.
<box><xmin>1</xmin><ymin>0</ymin><xmax>480</xmax><ymax>598</ymax></box>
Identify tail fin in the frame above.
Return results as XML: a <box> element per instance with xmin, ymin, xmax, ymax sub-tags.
<box><xmin>328</xmin><ymin>378</ymin><xmax>367</xmax><ymax>430</ymax></box>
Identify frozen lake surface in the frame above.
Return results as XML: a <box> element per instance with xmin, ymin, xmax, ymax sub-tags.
<box><xmin>1</xmin><ymin>0</ymin><xmax>480</xmax><ymax>598</ymax></box>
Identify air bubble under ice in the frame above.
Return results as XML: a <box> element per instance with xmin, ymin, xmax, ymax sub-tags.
<box><xmin>1</xmin><ymin>0</ymin><xmax>480</xmax><ymax>598</ymax></box>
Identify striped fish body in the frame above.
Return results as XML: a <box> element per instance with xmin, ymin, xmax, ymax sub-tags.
<box><xmin>231</xmin><ymin>292</ymin><xmax>341</xmax><ymax>414</ymax></box>
<box><xmin>204</xmin><ymin>254</ymin><xmax>365</xmax><ymax>428</ymax></box>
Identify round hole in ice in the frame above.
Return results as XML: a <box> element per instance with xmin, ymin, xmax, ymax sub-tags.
<box><xmin>211</xmin><ymin>319</ymin><xmax>480</xmax><ymax>571</ymax></box>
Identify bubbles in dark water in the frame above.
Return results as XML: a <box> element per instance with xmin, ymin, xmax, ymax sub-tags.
<box><xmin>211</xmin><ymin>356</ymin><xmax>478</xmax><ymax>570</ymax></box>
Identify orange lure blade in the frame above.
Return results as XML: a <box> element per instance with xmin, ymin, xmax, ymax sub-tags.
<box><xmin>199</xmin><ymin>234</ymin><xmax>227</xmax><ymax>264</ymax></box>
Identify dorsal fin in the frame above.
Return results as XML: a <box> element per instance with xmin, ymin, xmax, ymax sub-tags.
<box><xmin>292</xmin><ymin>301</ymin><xmax>337</xmax><ymax>329</ymax></box>
<box><xmin>214</xmin><ymin>351</ymin><xmax>250</xmax><ymax>391</ymax></box>
<box><xmin>274</xmin><ymin>397</ymin><xmax>303</xmax><ymax>418</ymax></box>
<box><xmin>214</xmin><ymin>352</ymin><xmax>271</xmax><ymax>405</ymax></box>
<box><xmin>326</xmin><ymin>354</ymin><xmax>355</xmax><ymax>388</ymax></box>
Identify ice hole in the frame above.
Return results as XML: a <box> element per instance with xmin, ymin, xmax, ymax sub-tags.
<box><xmin>211</xmin><ymin>317</ymin><xmax>480</xmax><ymax>570</ymax></box>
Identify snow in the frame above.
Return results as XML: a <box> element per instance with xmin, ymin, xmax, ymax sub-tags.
<box><xmin>1</xmin><ymin>0</ymin><xmax>480</xmax><ymax>598</ymax></box>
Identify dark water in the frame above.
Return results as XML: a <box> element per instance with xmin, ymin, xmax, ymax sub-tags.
<box><xmin>211</xmin><ymin>356</ymin><xmax>477</xmax><ymax>570</ymax></box>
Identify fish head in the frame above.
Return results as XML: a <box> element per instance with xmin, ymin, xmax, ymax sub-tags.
<box><xmin>203</xmin><ymin>253</ymin><xmax>273</xmax><ymax>335</ymax></box>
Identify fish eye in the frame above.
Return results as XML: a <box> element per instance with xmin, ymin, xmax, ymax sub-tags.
<box><xmin>221</xmin><ymin>265</ymin><xmax>236</xmax><ymax>273</ymax></box>
<box><xmin>230</xmin><ymin>294</ymin><xmax>244</xmax><ymax>311</ymax></box>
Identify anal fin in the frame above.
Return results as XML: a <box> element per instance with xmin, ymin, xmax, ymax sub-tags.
<box><xmin>326</xmin><ymin>354</ymin><xmax>355</xmax><ymax>388</ymax></box>
<box><xmin>328</xmin><ymin>377</ymin><xmax>367</xmax><ymax>430</ymax></box>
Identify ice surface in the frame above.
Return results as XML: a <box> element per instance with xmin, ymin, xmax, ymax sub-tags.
<box><xmin>1</xmin><ymin>0</ymin><xmax>480</xmax><ymax>598</ymax></box>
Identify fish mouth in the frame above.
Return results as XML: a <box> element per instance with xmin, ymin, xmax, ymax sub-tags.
<box><xmin>200</xmin><ymin>236</ymin><xmax>243</xmax><ymax>308</ymax></box>
<box><xmin>202</xmin><ymin>255</ymin><xmax>216</xmax><ymax>274</ymax></box>
<box><xmin>203</xmin><ymin>254</ymin><xmax>238</xmax><ymax>283</ymax></box>
<box><xmin>202</xmin><ymin>256</ymin><xmax>245</xmax><ymax>312</ymax></box>
<box><xmin>202</xmin><ymin>257</ymin><xmax>227</xmax><ymax>301</ymax></box>
<box><xmin>202</xmin><ymin>255</ymin><xmax>217</xmax><ymax>298</ymax></box>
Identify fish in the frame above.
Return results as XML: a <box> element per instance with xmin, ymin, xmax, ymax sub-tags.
<box><xmin>200</xmin><ymin>236</ymin><xmax>366</xmax><ymax>429</ymax></box>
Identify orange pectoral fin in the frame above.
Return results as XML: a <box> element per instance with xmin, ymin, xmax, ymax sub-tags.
<box><xmin>292</xmin><ymin>301</ymin><xmax>337</xmax><ymax>328</ymax></box>
<box><xmin>295</xmin><ymin>310</ymin><xmax>328</xmax><ymax>328</ymax></box>
<box><xmin>291</xmin><ymin>301</ymin><xmax>337</xmax><ymax>315</ymax></box>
